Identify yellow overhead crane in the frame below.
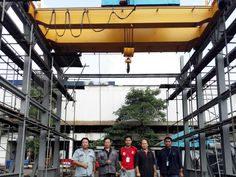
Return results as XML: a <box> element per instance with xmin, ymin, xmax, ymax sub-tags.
<box><xmin>28</xmin><ymin>0</ymin><xmax>219</xmax><ymax>53</ymax></box>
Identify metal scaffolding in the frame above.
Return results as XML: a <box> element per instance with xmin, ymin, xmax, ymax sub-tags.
<box><xmin>0</xmin><ymin>0</ymin><xmax>236</xmax><ymax>177</ymax></box>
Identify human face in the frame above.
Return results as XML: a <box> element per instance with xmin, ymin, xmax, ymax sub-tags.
<box><xmin>125</xmin><ymin>137</ymin><xmax>132</xmax><ymax>147</ymax></box>
<box><xmin>82</xmin><ymin>139</ymin><xmax>89</xmax><ymax>150</ymax></box>
<box><xmin>104</xmin><ymin>139</ymin><xmax>112</xmax><ymax>149</ymax></box>
<box><xmin>164</xmin><ymin>139</ymin><xmax>172</xmax><ymax>148</ymax></box>
<box><xmin>141</xmin><ymin>139</ymin><xmax>148</xmax><ymax>150</ymax></box>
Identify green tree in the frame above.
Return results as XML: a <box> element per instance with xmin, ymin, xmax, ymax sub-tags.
<box><xmin>104</xmin><ymin>88</ymin><xmax>166</xmax><ymax>147</ymax></box>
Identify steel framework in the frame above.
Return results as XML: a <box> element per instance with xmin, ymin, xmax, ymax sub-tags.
<box><xmin>0</xmin><ymin>0</ymin><xmax>236</xmax><ymax>177</ymax></box>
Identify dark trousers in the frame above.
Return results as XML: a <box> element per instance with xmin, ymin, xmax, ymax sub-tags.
<box><xmin>99</xmin><ymin>174</ymin><xmax>116</xmax><ymax>177</ymax></box>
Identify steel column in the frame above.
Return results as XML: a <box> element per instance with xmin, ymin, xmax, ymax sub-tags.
<box><xmin>181</xmin><ymin>56</ymin><xmax>191</xmax><ymax>176</ymax></box>
<box><xmin>53</xmin><ymin>93</ymin><xmax>62</xmax><ymax>176</ymax></box>
<box><xmin>38</xmin><ymin>79</ymin><xmax>50</xmax><ymax>177</ymax></box>
<box><xmin>53</xmin><ymin>70</ymin><xmax>63</xmax><ymax>176</ymax></box>
<box><xmin>14</xmin><ymin>24</ymin><xmax>34</xmax><ymax>177</ymax></box>
<box><xmin>196</xmin><ymin>53</ymin><xmax>208</xmax><ymax>177</ymax></box>
<box><xmin>214</xmin><ymin>16</ymin><xmax>233</xmax><ymax>176</ymax></box>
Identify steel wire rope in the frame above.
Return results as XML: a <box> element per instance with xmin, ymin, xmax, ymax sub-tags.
<box><xmin>98</xmin><ymin>53</ymin><xmax>102</xmax><ymax>139</ymax></box>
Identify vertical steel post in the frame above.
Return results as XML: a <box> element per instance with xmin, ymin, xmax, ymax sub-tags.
<box><xmin>214</xmin><ymin>17</ymin><xmax>233</xmax><ymax>176</ymax></box>
<box><xmin>180</xmin><ymin>56</ymin><xmax>191</xmax><ymax>176</ymax></box>
<box><xmin>196</xmin><ymin>53</ymin><xmax>208</xmax><ymax>177</ymax></box>
<box><xmin>15</xmin><ymin>24</ymin><xmax>34</xmax><ymax>177</ymax></box>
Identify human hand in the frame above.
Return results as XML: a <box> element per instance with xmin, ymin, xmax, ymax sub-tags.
<box><xmin>136</xmin><ymin>172</ymin><xmax>141</xmax><ymax>177</ymax></box>
<box><xmin>154</xmin><ymin>171</ymin><xmax>158</xmax><ymax>177</ymax></box>
<box><xmin>106</xmin><ymin>160</ymin><xmax>112</xmax><ymax>164</ymax></box>
<box><xmin>82</xmin><ymin>163</ymin><xmax>88</xmax><ymax>169</ymax></box>
<box><xmin>179</xmin><ymin>171</ymin><xmax>184</xmax><ymax>177</ymax></box>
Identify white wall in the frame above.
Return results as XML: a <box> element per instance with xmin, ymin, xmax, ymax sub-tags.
<box><xmin>0</xmin><ymin>136</ymin><xmax>8</xmax><ymax>166</ymax></box>
<box><xmin>61</xmin><ymin>85</ymin><xmax>180</xmax><ymax>122</ymax></box>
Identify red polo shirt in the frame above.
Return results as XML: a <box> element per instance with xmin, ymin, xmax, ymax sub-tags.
<box><xmin>120</xmin><ymin>146</ymin><xmax>137</xmax><ymax>170</ymax></box>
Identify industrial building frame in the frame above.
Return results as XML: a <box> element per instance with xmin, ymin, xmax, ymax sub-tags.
<box><xmin>0</xmin><ymin>1</ymin><xmax>236</xmax><ymax>177</ymax></box>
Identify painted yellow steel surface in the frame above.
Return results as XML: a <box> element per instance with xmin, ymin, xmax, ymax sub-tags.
<box><xmin>29</xmin><ymin>1</ymin><xmax>219</xmax><ymax>52</ymax></box>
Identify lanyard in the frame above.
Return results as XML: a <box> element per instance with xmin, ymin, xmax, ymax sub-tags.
<box><xmin>166</xmin><ymin>148</ymin><xmax>171</xmax><ymax>167</ymax></box>
<box><xmin>167</xmin><ymin>148</ymin><xmax>172</xmax><ymax>160</ymax></box>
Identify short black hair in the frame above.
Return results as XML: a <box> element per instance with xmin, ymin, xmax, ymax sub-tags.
<box><xmin>124</xmin><ymin>135</ymin><xmax>132</xmax><ymax>141</ymax></box>
<box><xmin>103</xmin><ymin>137</ymin><xmax>112</xmax><ymax>142</ymax></box>
<box><xmin>81</xmin><ymin>137</ymin><xmax>90</xmax><ymax>144</ymax></box>
<box><xmin>164</xmin><ymin>136</ymin><xmax>172</xmax><ymax>142</ymax></box>
<box><xmin>140</xmin><ymin>138</ymin><xmax>150</xmax><ymax>146</ymax></box>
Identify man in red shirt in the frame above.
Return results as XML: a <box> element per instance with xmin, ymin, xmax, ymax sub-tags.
<box><xmin>119</xmin><ymin>136</ymin><xmax>137</xmax><ymax>177</ymax></box>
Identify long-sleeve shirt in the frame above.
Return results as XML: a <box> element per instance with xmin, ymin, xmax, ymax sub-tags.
<box><xmin>136</xmin><ymin>149</ymin><xmax>156</xmax><ymax>177</ymax></box>
<box><xmin>157</xmin><ymin>147</ymin><xmax>182</xmax><ymax>175</ymax></box>
<box><xmin>97</xmin><ymin>148</ymin><xmax>120</xmax><ymax>175</ymax></box>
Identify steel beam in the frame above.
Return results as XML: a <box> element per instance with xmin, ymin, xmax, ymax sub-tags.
<box><xmin>27</xmin><ymin>1</ymin><xmax>220</xmax><ymax>52</ymax></box>
<box><xmin>0</xmin><ymin>103</ymin><xmax>71</xmax><ymax>139</ymax></box>
<box><xmin>0</xmin><ymin>75</ymin><xmax>25</xmax><ymax>99</ymax></box>
<box><xmin>187</xmin><ymin>46</ymin><xmax>236</xmax><ymax>98</ymax></box>
<box><xmin>1</xmin><ymin>39</ymin><xmax>44</xmax><ymax>87</ymax></box>
<box><xmin>168</xmin><ymin>17</ymin><xmax>236</xmax><ymax>100</ymax></box>
<box><xmin>30</xmin><ymin>5</ymin><xmax>218</xmax><ymax>29</ymax></box>
<box><xmin>0</xmin><ymin>5</ymin><xmax>74</xmax><ymax>101</ymax></box>
<box><xmin>174</xmin><ymin>115</ymin><xmax>236</xmax><ymax>141</ymax></box>
<box><xmin>176</xmin><ymin>0</ymin><xmax>236</xmax><ymax>88</ymax></box>
<box><xmin>65</xmin><ymin>73</ymin><xmax>179</xmax><ymax>78</ymax></box>
<box><xmin>11</xmin><ymin>3</ymin><xmax>63</xmax><ymax>75</ymax></box>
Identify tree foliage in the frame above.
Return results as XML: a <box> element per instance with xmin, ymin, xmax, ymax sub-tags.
<box><xmin>104</xmin><ymin>88</ymin><xmax>166</xmax><ymax>147</ymax></box>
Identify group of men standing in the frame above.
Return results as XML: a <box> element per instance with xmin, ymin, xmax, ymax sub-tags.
<box><xmin>72</xmin><ymin>136</ymin><xmax>183</xmax><ymax>177</ymax></box>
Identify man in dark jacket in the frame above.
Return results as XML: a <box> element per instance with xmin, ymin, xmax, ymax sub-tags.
<box><xmin>157</xmin><ymin>137</ymin><xmax>183</xmax><ymax>177</ymax></box>
<box><xmin>97</xmin><ymin>137</ymin><xmax>120</xmax><ymax>177</ymax></box>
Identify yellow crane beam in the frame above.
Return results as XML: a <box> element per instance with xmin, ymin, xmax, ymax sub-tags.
<box><xmin>28</xmin><ymin>1</ymin><xmax>219</xmax><ymax>52</ymax></box>
<box><xmin>29</xmin><ymin>2</ymin><xmax>218</xmax><ymax>29</ymax></box>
